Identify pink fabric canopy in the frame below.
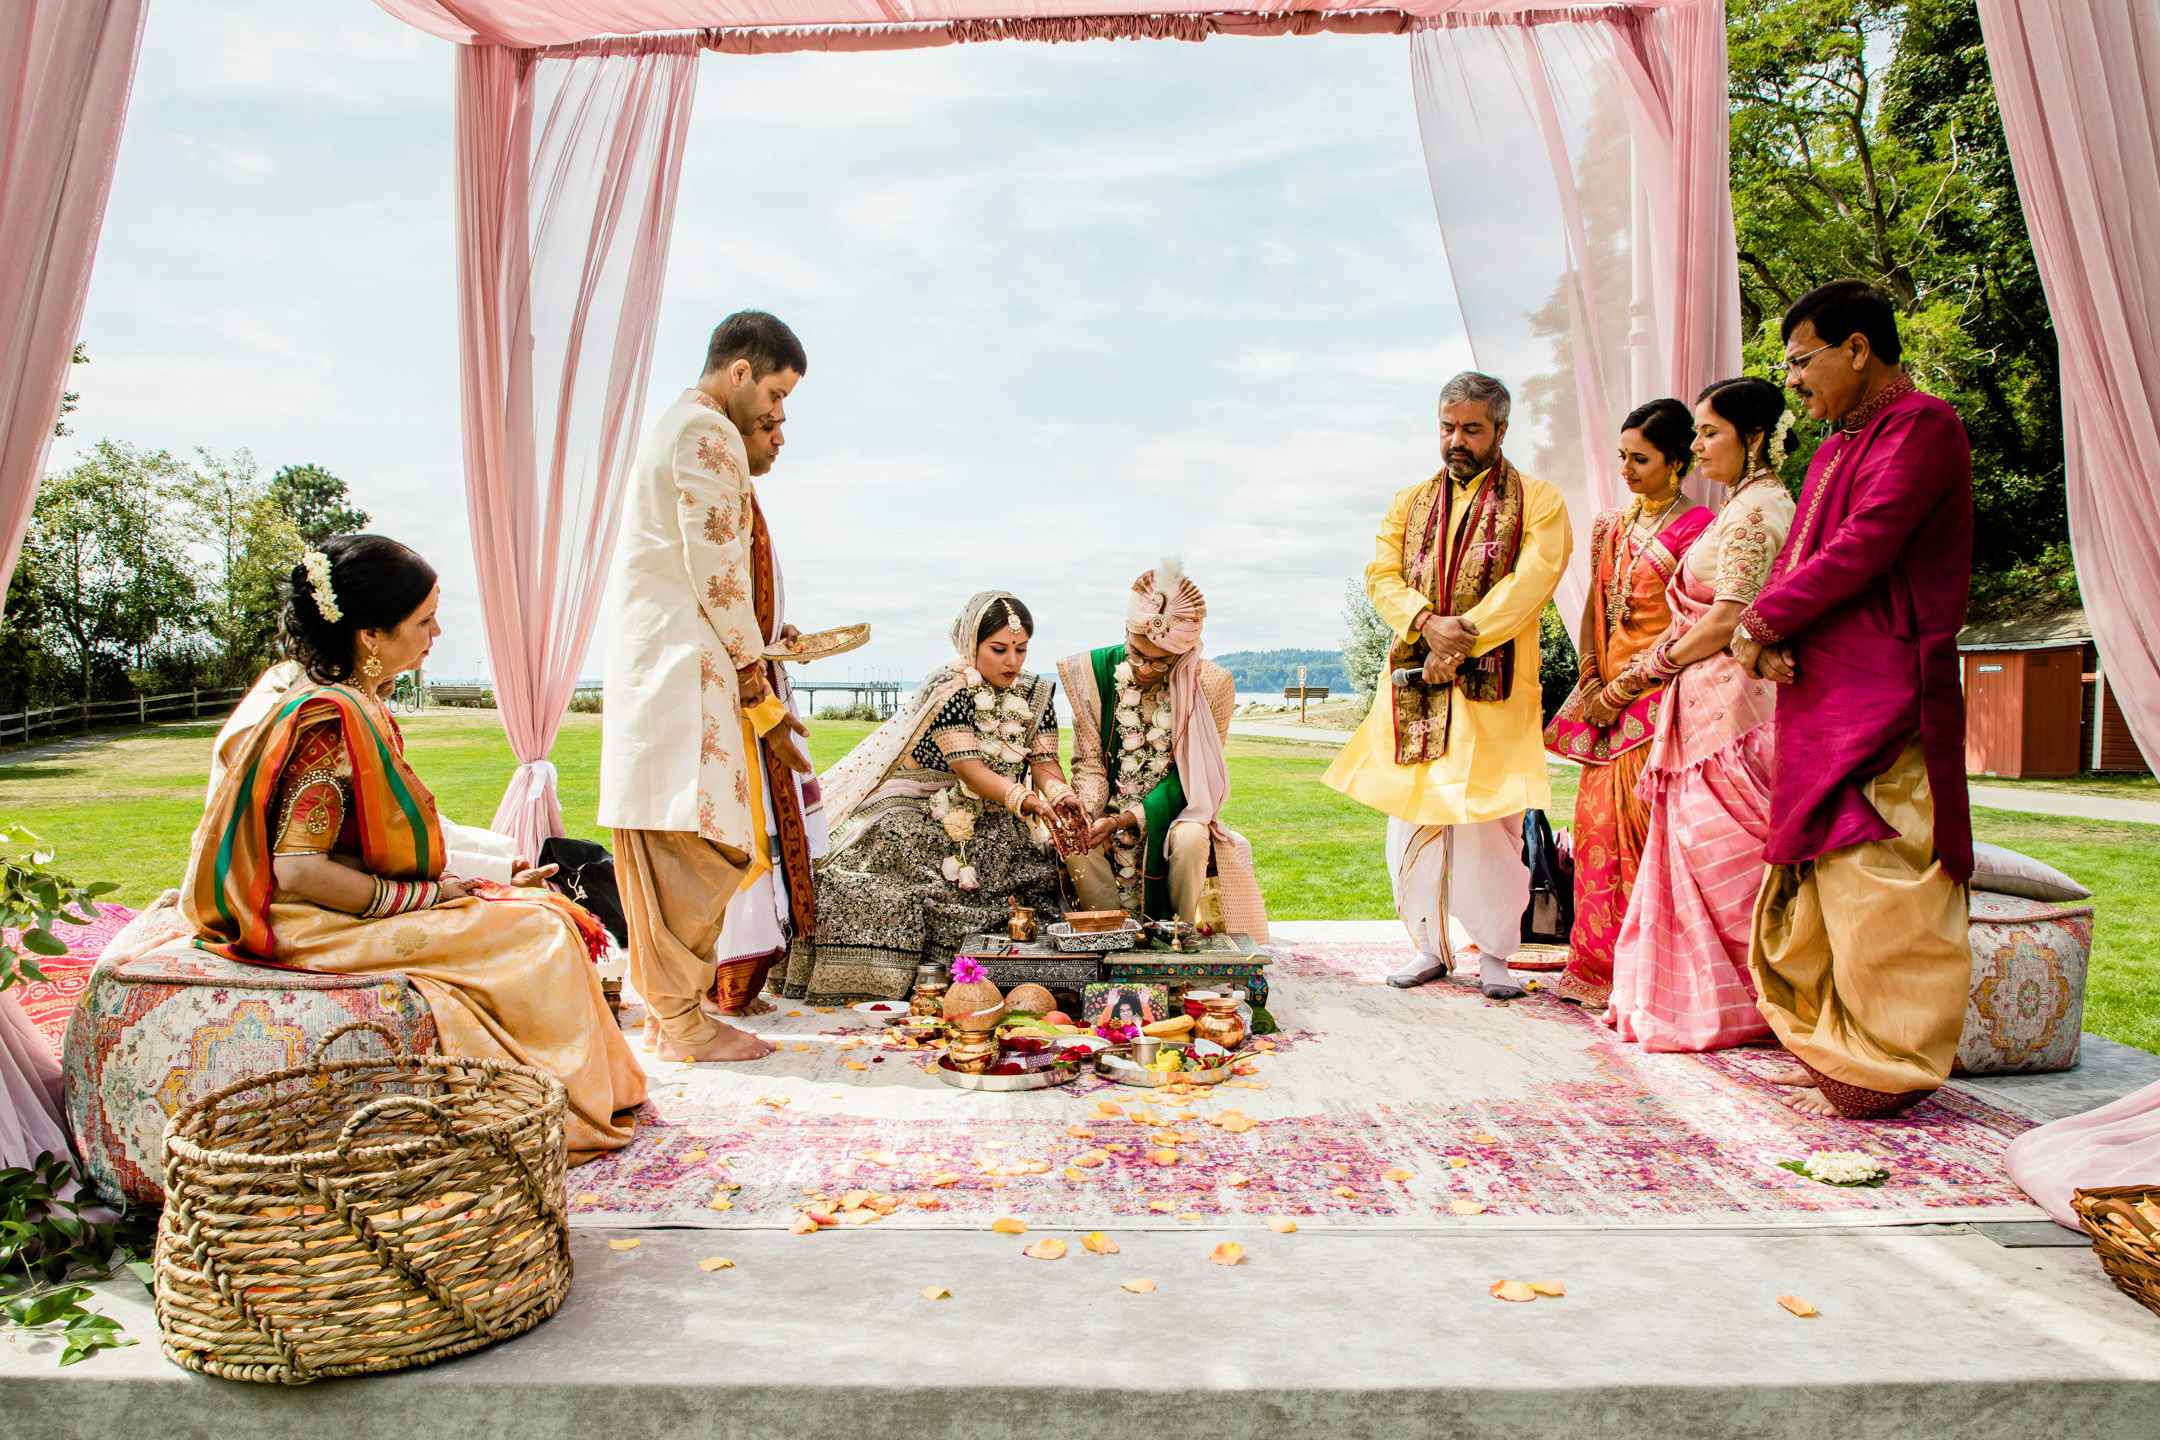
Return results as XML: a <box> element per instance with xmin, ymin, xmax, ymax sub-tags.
<box><xmin>1978</xmin><ymin>0</ymin><xmax>2160</xmax><ymax>772</ymax></box>
<box><xmin>0</xmin><ymin>0</ymin><xmax>148</xmax><ymax>597</ymax></box>
<box><xmin>458</xmin><ymin>36</ymin><xmax>701</xmax><ymax>862</ymax></box>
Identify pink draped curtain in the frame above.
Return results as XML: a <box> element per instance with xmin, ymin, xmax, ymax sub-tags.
<box><xmin>1978</xmin><ymin>0</ymin><xmax>2160</xmax><ymax>772</ymax></box>
<box><xmin>1408</xmin><ymin>4</ymin><xmax>1738</xmax><ymax>618</ymax></box>
<box><xmin>457</xmin><ymin>36</ymin><xmax>700</xmax><ymax>861</ymax></box>
<box><xmin>0</xmin><ymin>0</ymin><xmax>148</xmax><ymax>598</ymax></box>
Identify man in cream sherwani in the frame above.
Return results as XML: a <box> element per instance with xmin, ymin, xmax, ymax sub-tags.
<box><xmin>600</xmin><ymin>311</ymin><xmax>810</xmax><ymax>1063</ymax></box>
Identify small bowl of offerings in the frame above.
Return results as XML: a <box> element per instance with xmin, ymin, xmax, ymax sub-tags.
<box><xmin>936</xmin><ymin>1042</ymin><xmax>1082</xmax><ymax>1091</ymax></box>
<box><xmin>1094</xmin><ymin>1038</ymin><xmax>1233</xmax><ymax>1088</ymax></box>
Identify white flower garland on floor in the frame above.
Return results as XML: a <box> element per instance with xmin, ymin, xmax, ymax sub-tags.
<box><xmin>928</xmin><ymin>673</ymin><xmax>1039</xmax><ymax>891</ymax></box>
<box><xmin>1108</xmin><ymin>658</ymin><xmax>1175</xmax><ymax>911</ymax></box>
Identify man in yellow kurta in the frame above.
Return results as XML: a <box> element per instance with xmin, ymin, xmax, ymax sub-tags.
<box><xmin>1324</xmin><ymin>372</ymin><xmax>1572</xmax><ymax>997</ymax></box>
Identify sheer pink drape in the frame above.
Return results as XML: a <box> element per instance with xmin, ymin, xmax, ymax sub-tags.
<box><xmin>0</xmin><ymin>0</ymin><xmax>148</xmax><ymax>598</ymax></box>
<box><xmin>457</xmin><ymin>36</ymin><xmax>700</xmax><ymax>861</ymax></box>
<box><xmin>1408</xmin><ymin>4</ymin><xmax>1737</xmax><ymax>616</ymax></box>
<box><xmin>1978</xmin><ymin>0</ymin><xmax>2160</xmax><ymax>771</ymax></box>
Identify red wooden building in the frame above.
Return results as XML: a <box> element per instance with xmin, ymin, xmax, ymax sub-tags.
<box><xmin>1957</xmin><ymin>608</ymin><xmax>2152</xmax><ymax>778</ymax></box>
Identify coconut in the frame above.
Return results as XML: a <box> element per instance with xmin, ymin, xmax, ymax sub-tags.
<box><xmin>1004</xmin><ymin>983</ymin><xmax>1056</xmax><ymax>1018</ymax></box>
<box><xmin>941</xmin><ymin>958</ymin><xmax>1005</xmax><ymax>1023</ymax></box>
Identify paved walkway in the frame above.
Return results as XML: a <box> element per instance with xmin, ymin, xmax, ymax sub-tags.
<box><xmin>1968</xmin><ymin>784</ymin><xmax>2160</xmax><ymax>826</ymax></box>
<box><xmin>1228</xmin><ymin>720</ymin><xmax>1356</xmax><ymax>745</ymax></box>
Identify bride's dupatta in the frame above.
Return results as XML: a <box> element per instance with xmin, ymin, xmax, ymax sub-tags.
<box><xmin>183</xmin><ymin>682</ymin><xmax>444</xmax><ymax>965</ymax></box>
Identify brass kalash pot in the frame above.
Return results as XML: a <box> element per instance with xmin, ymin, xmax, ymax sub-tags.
<box><xmin>1191</xmin><ymin>990</ymin><xmax>1246</xmax><ymax>1052</ymax></box>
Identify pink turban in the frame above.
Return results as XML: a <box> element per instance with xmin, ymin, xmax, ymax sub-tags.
<box><xmin>1125</xmin><ymin>558</ymin><xmax>1206</xmax><ymax>655</ymax></box>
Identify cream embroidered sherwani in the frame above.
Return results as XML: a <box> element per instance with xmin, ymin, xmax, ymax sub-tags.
<box><xmin>600</xmin><ymin>389</ymin><xmax>779</xmax><ymax>1044</ymax></box>
<box><xmin>1323</xmin><ymin>466</ymin><xmax>1571</xmax><ymax>963</ymax></box>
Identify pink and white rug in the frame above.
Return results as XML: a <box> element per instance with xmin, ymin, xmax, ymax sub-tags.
<box><xmin>568</xmin><ymin>930</ymin><xmax>2045</xmax><ymax>1231</ymax></box>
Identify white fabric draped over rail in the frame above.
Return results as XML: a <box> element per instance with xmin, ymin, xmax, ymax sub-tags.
<box><xmin>455</xmin><ymin>37</ymin><xmax>700</xmax><ymax>861</ymax></box>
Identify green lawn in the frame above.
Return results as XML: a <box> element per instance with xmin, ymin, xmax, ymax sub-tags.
<box><xmin>0</xmin><ymin>710</ymin><xmax>2149</xmax><ymax>1054</ymax></box>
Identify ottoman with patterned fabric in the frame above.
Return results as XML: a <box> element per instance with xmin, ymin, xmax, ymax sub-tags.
<box><xmin>61</xmin><ymin>945</ymin><xmax>437</xmax><ymax>1205</ymax></box>
<box><xmin>1952</xmin><ymin>890</ymin><xmax>2093</xmax><ymax>1077</ymax></box>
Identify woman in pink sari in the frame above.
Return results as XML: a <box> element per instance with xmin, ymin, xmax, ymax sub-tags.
<box><xmin>1545</xmin><ymin>399</ymin><xmax>1711</xmax><ymax>1007</ymax></box>
<box><xmin>1606</xmin><ymin>377</ymin><xmax>1795</xmax><ymax>1050</ymax></box>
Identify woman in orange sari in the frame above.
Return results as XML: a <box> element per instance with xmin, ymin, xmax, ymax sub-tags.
<box><xmin>183</xmin><ymin>535</ymin><xmax>645</xmax><ymax>1162</ymax></box>
<box><xmin>1545</xmin><ymin>399</ymin><xmax>1712</xmax><ymax>1007</ymax></box>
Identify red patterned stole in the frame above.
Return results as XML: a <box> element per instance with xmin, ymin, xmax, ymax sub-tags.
<box><xmin>750</xmin><ymin>496</ymin><xmax>817</xmax><ymax>937</ymax></box>
<box><xmin>1389</xmin><ymin>456</ymin><xmax>1526</xmax><ymax>764</ymax></box>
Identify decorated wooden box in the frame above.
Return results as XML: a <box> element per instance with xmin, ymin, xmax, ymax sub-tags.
<box><xmin>61</xmin><ymin>947</ymin><xmax>437</xmax><ymax>1205</ymax></box>
<box><xmin>1952</xmin><ymin>890</ymin><xmax>2093</xmax><ymax>1077</ymax></box>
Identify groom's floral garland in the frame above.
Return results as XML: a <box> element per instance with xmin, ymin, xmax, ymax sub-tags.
<box><xmin>928</xmin><ymin>670</ymin><xmax>1037</xmax><ymax>892</ymax></box>
<box><xmin>1109</xmin><ymin>659</ymin><xmax>1175</xmax><ymax>911</ymax></box>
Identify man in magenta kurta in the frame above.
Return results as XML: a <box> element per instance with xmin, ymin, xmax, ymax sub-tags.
<box><xmin>1732</xmin><ymin>280</ymin><xmax>1973</xmax><ymax>1121</ymax></box>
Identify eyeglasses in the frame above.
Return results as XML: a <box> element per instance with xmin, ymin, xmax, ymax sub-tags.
<box><xmin>1779</xmin><ymin>340</ymin><xmax>1837</xmax><ymax>376</ymax></box>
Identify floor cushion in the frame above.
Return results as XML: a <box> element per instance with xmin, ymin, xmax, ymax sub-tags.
<box><xmin>61</xmin><ymin>944</ymin><xmax>437</xmax><ymax>1205</ymax></box>
<box><xmin>1953</xmin><ymin>889</ymin><xmax>2093</xmax><ymax>1077</ymax></box>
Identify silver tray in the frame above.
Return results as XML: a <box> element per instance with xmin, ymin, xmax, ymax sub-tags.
<box><xmin>935</xmin><ymin>1053</ymin><xmax>1083</xmax><ymax>1091</ymax></box>
<box><xmin>1093</xmin><ymin>1040</ymin><xmax>1233</xmax><ymax>1088</ymax></box>
<box><xmin>1046</xmin><ymin>919</ymin><xmax>1141</xmax><ymax>953</ymax></box>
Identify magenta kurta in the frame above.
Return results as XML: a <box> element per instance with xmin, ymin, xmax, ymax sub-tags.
<box><xmin>1737</xmin><ymin>385</ymin><xmax>1974</xmax><ymax>881</ymax></box>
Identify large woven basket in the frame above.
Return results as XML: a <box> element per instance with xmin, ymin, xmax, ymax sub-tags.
<box><xmin>154</xmin><ymin>1023</ymin><xmax>573</xmax><ymax>1383</ymax></box>
<box><xmin>2072</xmin><ymin>1184</ymin><xmax>2160</xmax><ymax>1320</ymax></box>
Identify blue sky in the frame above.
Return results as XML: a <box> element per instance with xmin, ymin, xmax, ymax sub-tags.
<box><xmin>58</xmin><ymin>0</ymin><xmax>1476</xmax><ymax>684</ymax></box>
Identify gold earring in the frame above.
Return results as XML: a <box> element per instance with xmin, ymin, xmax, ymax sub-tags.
<box><xmin>363</xmin><ymin>647</ymin><xmax>383</xmax><ymax>679</ymax></box>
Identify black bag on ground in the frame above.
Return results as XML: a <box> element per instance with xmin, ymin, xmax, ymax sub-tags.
<box><xmin>538</xmin><ymin>836</ymin><xmax>628</xmax><ymax>948</ymax></box>
<box><xmin>1520</xmin><ymin>809</ymin><xmax>1574</xmax><ymax>945</ymax></box>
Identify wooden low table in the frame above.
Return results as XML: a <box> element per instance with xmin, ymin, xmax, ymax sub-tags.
<box><xmin>954</xmin><ymin>931</ymin><xmax>1271</xmax><ymax>1008</ymax></box>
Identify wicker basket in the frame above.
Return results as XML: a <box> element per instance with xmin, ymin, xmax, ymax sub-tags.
<box><xmin>2072</xmin><ymin>1184</ymin><xmax>2160</xmax><ymax>1319</ymax></box>
<box><xmin>154</xmin><ymin>1022</ymin><xmax>573</xmax><ymax>1383</ymax></box>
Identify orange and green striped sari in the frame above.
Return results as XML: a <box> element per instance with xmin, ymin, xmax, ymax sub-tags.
<box><xmin>183</xmin><ymin>681</ymin><xmax>444</xmax><ymax>964</ymax></box>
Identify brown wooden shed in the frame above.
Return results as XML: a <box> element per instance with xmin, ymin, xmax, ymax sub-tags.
<box><xmin>1957</xmin><ymin>610</ymin><xmax>2091</xmax><ymax>779</ymax></box>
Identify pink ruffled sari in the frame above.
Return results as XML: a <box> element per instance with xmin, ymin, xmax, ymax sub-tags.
<box><xmin>1605</xmin><ymin>551</ymin><xmax>1779</xmax><ymax>1051</ymax></box>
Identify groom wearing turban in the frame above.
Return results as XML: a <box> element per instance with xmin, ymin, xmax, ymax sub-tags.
<box><xmin>1058</xmin><ymin>561</ymin><xmax>1270</xmax><ymax>942</ymax></box>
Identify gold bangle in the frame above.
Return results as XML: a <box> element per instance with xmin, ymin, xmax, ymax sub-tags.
<box><xmin>361</xmin><ymin>875</ymin><xmax>388</xmax><ymax>919</ymax></box>
<box><xmin>1003</xmin><ymin>781</ymin><xmax>1029</xmax><ymax>817</ymax></box>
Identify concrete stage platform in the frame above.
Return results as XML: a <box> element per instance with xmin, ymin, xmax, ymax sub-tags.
<box><xmin>8</xmin><ymin>925</ymin><xmax>2158</xmax><ymax>1439</ymax></box>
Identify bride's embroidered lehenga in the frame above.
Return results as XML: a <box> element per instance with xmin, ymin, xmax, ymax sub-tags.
<box><xmin>779</xmin><ymin>593</ymin><xmax>1067</xmax><ymax>1003</ymax></box>
<box><xmin>1544</xmin><ymin>501</ymin><xmax>1713</xmax><ymax>1007</ymax></box>
<box><xmin>182</xmin><ymin>682</ymin><xmax>646</xmax><ymax>1162</ymax></box>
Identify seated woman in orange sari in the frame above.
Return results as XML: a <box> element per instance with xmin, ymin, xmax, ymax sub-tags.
<box><xmin>1544</xmin><ymin>399</ymin><xmax>1712</xmax><ymax>1007</ymax></box>
<box><xmin>181</xmin><ymin>535</ymin><xmax>646</xmax><ymax>1163</ymax></box>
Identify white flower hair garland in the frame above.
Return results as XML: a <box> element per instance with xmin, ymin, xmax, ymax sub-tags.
<box><xmin>302</xmin><ymin>550</ymin><xmax>342</xmax><ymax>623</ymax></box>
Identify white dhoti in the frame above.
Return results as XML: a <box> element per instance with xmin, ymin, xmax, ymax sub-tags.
<box><xmin>1387</xmin><ymin>814</ymin><xmax>1527</xmax><ymax>963</ymax></box>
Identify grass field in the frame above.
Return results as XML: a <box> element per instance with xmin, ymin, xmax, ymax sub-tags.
<box><xmin>1</xmin><ymin>709</ymin><xmax>2149</xmax><ymax>1054</ymax></box>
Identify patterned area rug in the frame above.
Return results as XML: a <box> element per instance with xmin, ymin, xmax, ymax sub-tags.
<box><xmin>571</xmin><ymin>936</ymin><xmax>2045</xmax><ymax>1231</ymax></box>
<box><xmin>9</xmin><ymin>904</ymin><xmax>136</xmax><ymax>1052</ymax></box>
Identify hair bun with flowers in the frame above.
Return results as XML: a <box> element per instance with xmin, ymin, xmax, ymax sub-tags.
<box><xmin>302</xmin><ymin>550</ymin><xmax>343</xmax><ymax>623</ymax></box>
<box><xmin>1768</xmin><ymin>410</ymin><xmax>1795</xmax><ymax>466</ymax></box>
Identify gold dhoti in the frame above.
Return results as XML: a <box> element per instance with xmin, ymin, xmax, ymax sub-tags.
<box><xmin>1747</xmin><ymin>738</ymin><xmax>1969</xmax><ymax>1116</ymax></box>
<box><xmin>612</xmin><ymin>828</ymin><xmax>748</xmax><ymax>1047</ymax></box>
<box><xmin>269</xmin><ymin>896</ymin><xmax>647</xmax><ymax>1163</ymax></box>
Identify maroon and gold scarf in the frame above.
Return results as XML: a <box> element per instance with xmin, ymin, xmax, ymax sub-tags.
<box><xmin>1390</xmin><ymin>455</ymin><xmax>1525</xmax><ymax>764</ymax></box>
<box><xmin>750</xmin><ymin>496</ymin><xmax>816</xmax><ymax>937</ymax></box>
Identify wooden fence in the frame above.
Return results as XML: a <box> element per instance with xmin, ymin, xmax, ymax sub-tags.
<box><xmin>0</xmin><ymin>684</ymin><xmax>252</xmax><ymax>746</ymax></box>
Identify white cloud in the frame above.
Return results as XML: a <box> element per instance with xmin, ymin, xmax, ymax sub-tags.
<box><xmin>1223</xmin><ymin>344</ymin><xmax>1296</xmax><ymax>377</ymax></box>
<box><xmin>168</xmin><ymin>134</ymin><xmax>275</xmax><ymax>181</ymax></box>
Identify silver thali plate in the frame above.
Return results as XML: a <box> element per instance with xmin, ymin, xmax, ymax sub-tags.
<box><xmin>935</xmin><ymin>1053</ymin><xmax>1084</xmax><ymax>1091</ymax></box>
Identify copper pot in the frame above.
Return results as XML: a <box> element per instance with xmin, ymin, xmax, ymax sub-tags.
<box><xmin>945</xmin><ymin>1023</ymin><xmax>1000</xmax><ymax>1075</ymax></box>
<box><xmin>1007</xmin><ymin>900</ymin><xmax>1039</xmax><ymax>944</ymax></box>
<box><xmin>1192</xmin><ymin>992</ymin><xmax>1245</xmax><ymax>1052</ymax></box>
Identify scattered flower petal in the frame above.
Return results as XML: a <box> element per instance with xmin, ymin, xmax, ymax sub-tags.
<box><xmin>922</xmin><ymin>1285</ymin><xmax>951</xmax><ymax>1300</ymax></box>
<box><xmin>608</xmin><ymin>1239</ymin><xmax>642</xmax><ymax>1251</ymax></box>
<box><xmin>1208</xmin><ymin>1242</ymin><xmax>1246</xmax><ymax>1267</ymax></box>
<box><xmin>845</xmin><ymin>1061</ymin><xmax>868</xmax><ymax>1071</ymax></box>
<box><xmin>1083</xmin><ymin>1232</ymin><xmax>1120</xmax><ymax>1254</ymax></box>
<box><xmin>1266</xmin><ymin>1218</ymin><xmax>1298</xmax><ymax>1233</ymax></box>
<box><xmin>1489</xmin><ymin>1279</ymin><xmax>1536</xmax><ymax>1302</ymax></box>
<box><xmin>789</xmin><ymin>1215</ymin><xmax>818</xmax><ymax>1235</ymax></box>
<box><xmin>681</xmin><ymin>1149</ymin><xmax>707</xmax><ymax>1162</ymax></box>
<box><xmin>1175</xmin><ymin>1212</ymin><xmax>1204</xmax><ymax>1221</ymax></box>
<box><xmin>1450</xmin><ymin>1200</ymin><xmax>1488</xmax><ymax>1216</ymax></box>
<box><xmin>991</xmin><ymin>1217</ymin><xmax>1029</xmax><ymax>1234</ymax></box>
<box><xmin>1148</xmin><ymin>1200</ymin><xmax>1176</xmax><ymax>1212</ymax></box>
<box><xmin>574</xmin><ymin>1192</ymin><xmax>600</xmax><ymax>1204</ymax></box>
<box><xmin>1528</xmin><ymin>1281</ymin><xmax>1566</xmax><ymax>1296</ymax></box>
<box><xmin>1777</xmin><ymin>1294</ymin><xmax>1818</xmax><ymax>1318</ymax></box>
<box><xmin>1384</xmin><ymin>1169</ymin><xmax>1414</xmax><ymax>1183</ymax></box>
<box><xmin>1121</xmin><ymin>1278</ymin><xmax>1156</xmax><ymax>1293</ymax></box>
<box><xmin>698</xmin><ymin>1256</ymin><xmax>735</xmax><ymax>1271</ymax></box>
<box><xmin>1023</xmin><ymin>1238</ymin><xmax>1069</xmax><ymax>1260</ymax></box>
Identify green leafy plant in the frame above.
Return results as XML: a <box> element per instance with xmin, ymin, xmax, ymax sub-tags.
<box><xmin>1</xmin><ymin>1153</ymin><xmax>155</xmax><ymax>1365</ymax></box>
<box><xmin>0</xmin><ymin>823</ymin><xmax>114</xmax><ymax>991</ymax></box>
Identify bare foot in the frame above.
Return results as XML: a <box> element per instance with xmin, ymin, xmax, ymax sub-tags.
<box><xmin>657</xmin><ymin>1022</ymin><xmax>775</xmax><ymax>1063</ymax></box>
<box><xmin>703</xmin><ymin>995</ymin><xmax>775</xmax><ymax>1018</ymax></box>
<box><xmin>1764</xmin><ymin>1067</ymin><xmax>1812</xmax><ymax>1087</ymax></box>
<box><xmin>642</xmin><ymin>1017</ymin><xmax>659</xmax><ymax>1051</ymax></box>
<box><xmin>1780</xmin><ymin>1086</ymin><xmax>1839</xmax><ymax>1116</ymax></box>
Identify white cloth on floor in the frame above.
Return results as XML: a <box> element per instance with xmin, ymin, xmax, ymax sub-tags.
<box><xmin>1387</xmin><ymin>813</ymin><xmax>1528</xmax><ymax>963</ymax></box>
<box><xmin>2006</xmin><ymin>1077</ymin><xmax>2160</xmax><ymax>1230</ymax></box>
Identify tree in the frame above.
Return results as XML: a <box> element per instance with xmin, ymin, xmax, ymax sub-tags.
<box><xmin>1340</xmin><ymin>581</ymin><xmax>1393</xmax><ymax>720</ymax></box>
<box><xmin>52</xmin><ymin>344</ymin><xmax>87</xmax><ymax>439</ymax></box>
<box><xmin>19</xmin><ymin>441</ymin><xmax>200</xmax><ymax>708</ymax></box>
<box><xmin>1727</xmin><ymin>0</ymin><xmax>2069</xmax><ymax>619</ymax></box>
<box><xmin>267</xmin><ymin>463</ymin><xmax>369</xmax><ymax>546</ymax></box>
<box><xmin>184</xmin><ymin>448</ymin><xmax>303</xmax><ymax>685</ymax></box>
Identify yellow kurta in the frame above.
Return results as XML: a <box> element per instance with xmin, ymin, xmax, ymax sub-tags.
<box><xmin>1324</xmin><ymin>466</ymin><xmax>1572</xmax><ymax>826</ymax></box>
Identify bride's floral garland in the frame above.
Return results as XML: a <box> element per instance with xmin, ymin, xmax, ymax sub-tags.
<box><xmin>1109</xmin><ymin>659</ymin><xmax>1175</xmax><ymax>911</ymax></box>
<box><xmin>928</xmin><ymin>670</ymin><xmax>1038</xmax><ymax>891</ymax></box>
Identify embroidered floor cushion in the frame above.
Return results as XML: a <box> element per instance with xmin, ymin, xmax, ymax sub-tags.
<box><xmin>1952</xmin><ymin>889</ymin><xmax>2093</xmax><ymax>1078</ymax></box>
<box><xmin>62</xmin><ymin>945</ymin><xmax>437</xmax><ymax>1205</ymax></box>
